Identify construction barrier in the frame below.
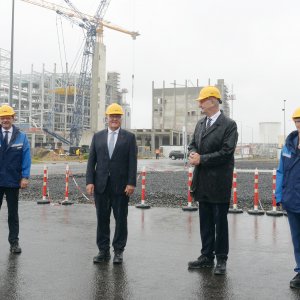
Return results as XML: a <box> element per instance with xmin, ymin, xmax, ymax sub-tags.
<box><xmin>37</xmin><ymin>165</ymin><xmax>50</xmax><ymax>204</ymax></box>
<box><xmin>229</xmin><ymin>168</ymin><xmax>243</xmax><ymax>214</ymax></box>
<box><xmin>35</xmin><ymin>164</ymin><xmax>284</xmax><ymax>214</ymax></box>
<box><xmin>136</xmin><ymin>166</ymin><xmax>151</xmax><ymax>209</ymax></box>
<box><xmin>182</xmin><ymin>167</ymin><xmax>198</xmax><ymax>211</ymax></box>
<box><xmin>266</xmin><ymin>169</ymin><xmax>283</xmax><ymax>217</ymax></box>
<box><xmin>248</xmin><ymin>168</ymin><xmax>265</xmax><ymax>215</ymax></box>
<box><xmin>60</xmin><ymin>164</ymin><xmax>74</xmax><ymax>206</ymax></box>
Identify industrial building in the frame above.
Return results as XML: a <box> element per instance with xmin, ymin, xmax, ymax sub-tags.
<box><xmin>106</xmin><ymin>72</ymin><xmax>131</xmax><ymax>129</ymax></box>
<box><xmin>0</xmin><ymin>48</ymin><xmax>131</xmax><ymax>148</ymax></box>
<box><xmin>1</xmin><ymin>48</ymin><xmax>232</xmax><ymax>156</ymax></box>
<box><xmin>132</xmin><ymin>79</ymin><xmax>231</xmax><ymax>155</ymax></box>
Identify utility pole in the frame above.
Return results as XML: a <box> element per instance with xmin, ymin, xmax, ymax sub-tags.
<box><xmin>9</xmin><ymin>0</ymin><xmax>15</xmax><ymax>105</ymax></box>
<box><xmin>229</xmin><ymin>84</ymin><xmax>236</xmax><ymax>120</ymax></box>
<box><xmin>282</xmin><ymin>100</ymin><xmax>287</xmax><ymax>141</ymax></box>
<box><xmin>240</xmin><ymin>121</ymin><xmax>243</xmax><ymax>159</ymax></box>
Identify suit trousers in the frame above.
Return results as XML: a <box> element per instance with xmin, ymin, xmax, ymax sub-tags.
<box><xmin>287</xmin><ymin>210</ymin><xmax>300</xmax><ymax>273</ymax></box>
<box><xmin>0</xmin><ymin>187</ymin><xmax>20</xmax><ymax>244</ymax></box>
<box><xmin>94</xmin><ymin>179</ymin><xmax>129</xmax><ymax>252</ymax></box>
<box><xmin>198</xmin><ymin>202</ymin><xmax>229</xmax><ymax>261</ymax></box>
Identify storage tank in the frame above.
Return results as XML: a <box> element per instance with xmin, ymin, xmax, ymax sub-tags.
<box><xmin>259</xmin><ymin>122</ymin><xmax>281</xmax><ymax>144</ymax></box>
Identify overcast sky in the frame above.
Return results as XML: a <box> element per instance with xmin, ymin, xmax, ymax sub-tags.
<box><xmin>1</xmin><ymin>0</ymin><xmax>300</xmax><ymax>142</ymax></box>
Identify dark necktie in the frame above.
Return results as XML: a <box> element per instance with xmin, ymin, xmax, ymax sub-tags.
<box><xmin>3</xmin><ymin>131</ymin><xmax>9</xmax><ymax>150</ymax></box>
<box><xmin>206</xmin><ymin>118</ymin><xmax>212</xmax><ymax>131</ymax></box>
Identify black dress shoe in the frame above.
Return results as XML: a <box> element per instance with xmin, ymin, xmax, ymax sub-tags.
<box><xmin>188</xmin><ymin>255</ymin><xmax>214</xmax><ymax>269</ymax></box>
<box><xmin>10</xmin><ymin>242</ymin><xmax>22</xmax><ymax>254</ymax></box>
<box><xmin>93</xmin><ymin>250</ymin><xmax>111</xmax><ymax>263</ymax></box>
<box><xmin>290</xmin><ymin>273</ymin><xmax>300</xmax><ymax>289</ymax></box>
<box><xmin>113</xmin><ymin>251</ymin><xmax>123</xmax><ymax>264</ymax></box>
<box><xmin>214</xmin><ymin>260</ymin><xmax>227</xmax><ymax>275</ymax></box>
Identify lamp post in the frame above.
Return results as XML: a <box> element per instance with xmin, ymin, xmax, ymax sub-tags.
<box><xmin>170</xmin><ymin>81</ymin><xmax>188</xmax><ymax>165</ymax></box>
<box><xmin>282</xmin><ymin>100</ymin><xmax>287</xmax><ymax>141</ymax></box>
<box><xmin>240</xmin><ymin>121</ymin><xmax>243</xmax><ymax>159</ymax></box>
<box><xmin>9</xmin><ymin>0</ymin><xmax>15</xmax><ymax>106</ymax></box>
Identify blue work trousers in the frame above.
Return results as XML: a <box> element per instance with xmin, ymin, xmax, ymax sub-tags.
<box><xmin>287</xmin><ymin>210</ymin><xmax>300</xmax><ymax>273</ymax></box>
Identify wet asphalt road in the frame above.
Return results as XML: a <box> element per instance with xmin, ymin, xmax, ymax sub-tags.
<box><xmin>0</xmin><ymin>202</ymin><xmax>300</xmax><ymax>300</ymax></box>
<box><xmin>29</xmin><ymin>158</ymin><xmax>279</xmax><ymax>175</ymax></box>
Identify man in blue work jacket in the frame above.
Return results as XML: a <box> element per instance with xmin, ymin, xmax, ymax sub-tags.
<box><xmin>276</xmin><ymin>107</ymin><xmax>300</xmax><ymax>289</ymax></box>
<box><xmin>0</xmin><ymin>104</ymin><xmax>31</xmax><ymax>254</ymax></box>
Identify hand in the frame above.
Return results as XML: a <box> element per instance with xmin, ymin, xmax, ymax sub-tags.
<box><xmin>189</xmin><ymin>152</ymin><xmax>200</xmax><ymax>166</ymax></box>
<box><xmin>125</xmin><ymin>185</ymin><xmax>135</xmax><ymax>196</ymax></box>
<box><xmin>86</xmin><ymin>184</ymin><xmax>95</xmax><ymax>196</ymax></box>
<box><xmin>20</xmin><ymin>178</ymin><xmax>29</xmax><ymax>189</ymax></box>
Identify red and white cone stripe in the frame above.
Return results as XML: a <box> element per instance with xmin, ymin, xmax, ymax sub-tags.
<box><xmin>42</xmin><ymin>165</ymin><xmax>48</xmax><ymax>201</ymax></box>
<box><xmin>141</xmin><ymin>166</ymin><xmax>146</xmax><ymax>205</ymax></box>
<box><xmin>272</xmin><ymin>169</ymin><xmax>277</xmax><ymax>211</ymax></box>
<box><xmin>232</xmin><ymin>168</ymin><xmax>238</xmax><ymax>209</ymax></box>
<box><xmin>187</xmin><ymin>167</ymin><xmax>193</xmax><ymax>207</ymax></box>
<box><xmin>253</xmin><ymin>168</ymin><xmax>259</xmax><ymax>210</ymax></box>
<box><xmin>65</xmin><ymin>164</ymin><xmax>69</xmax><ymax>201</ymax></box>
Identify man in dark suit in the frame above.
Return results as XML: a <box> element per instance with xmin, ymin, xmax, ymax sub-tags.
<box><xmin>86</xmin><ymin>103</ymin><xmax>137</xmax><ymax>264</ymax></box>
<box><xmin>187</xmin><ymin>86</ymin><xmax>238</xmax><ymax>275</ymax></box>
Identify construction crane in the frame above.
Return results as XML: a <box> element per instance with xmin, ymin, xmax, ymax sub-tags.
<box><xmin>20</xmin><ymin>0</ymin><xmax>139</xmax><ymax>146</ymax></box>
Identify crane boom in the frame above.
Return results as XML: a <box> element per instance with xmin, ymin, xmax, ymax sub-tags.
<box><xmin>95</xmin><ymin>0</ymin><xmax>112</xmax><ymax>20</ymax></box>
<box><xmin>20</xmin><ymin>0</ymin><xmax>139</xmax><ymax>146</ymax></box>
<box><xmin>20</xmin><ymin>0</ymin><xmax>139</xmax><ymax>39</ymax></box>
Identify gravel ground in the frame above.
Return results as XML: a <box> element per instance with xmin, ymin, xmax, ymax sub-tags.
<box><xmin>19</xmin><ymin>160</ymin><xmax>281</xmax><ymax>211</ymax></box>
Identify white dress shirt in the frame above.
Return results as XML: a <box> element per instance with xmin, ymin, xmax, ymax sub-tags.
<box><xmin>2</xmin><ymin>127</ymin><xmax>13</xmax><ymax>144</ymax></box>
<box><xmin>206</xmin><ymin>110</ymin><xmax>221</xmax><ymax>127</ymax></box>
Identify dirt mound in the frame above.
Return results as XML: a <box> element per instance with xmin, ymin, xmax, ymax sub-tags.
<box><xmin>33</xmin><ymin>148</ymin><xmax>80</xmax><ymax>161</ymax></box>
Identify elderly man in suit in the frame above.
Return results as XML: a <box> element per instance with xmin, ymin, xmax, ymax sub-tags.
<box><xmin>86</xmin><ymin>103</ymin><xmax>137</xmax><ymax>264</ymax></box>
<box><xmin>187</xmin><ymin>86</ymin><xmax>238</xmax><ymax>275</ymax></box>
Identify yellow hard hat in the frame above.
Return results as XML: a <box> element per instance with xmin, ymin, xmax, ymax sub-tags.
<box><xmin>292</xmin><ymin>107</ymin><xmax>300</xmax><ymax>119</ymax></box>
<box><xmin>105</xmin><ymin>103</ymin><xmax>124</xmax><ymax>115</ymax></box>
<box><xmin>195</xmin><ymin>86</ymin><xmax>222</xmax><ymax>103</ymax></box>
<box><xmin>0</xmin><ymin>104</ymin><xmax>15</xmax><ymax>117</ymax></box>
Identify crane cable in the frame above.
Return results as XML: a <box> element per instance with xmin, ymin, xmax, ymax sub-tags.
<box><xmin>56</xmin><ymin>14</ymin><xmax>65</xmax><ymax>74</ymax></box>
<box><xmin>131</xmin><ymin>0</ymin><xmax>136</xmax><ymax>120</ymax></box>
<box><xmin>69</xmin><ymin>35</ymin><xmax>86</xmax><ymax>77</ymax></box>
<box><xmin>59</xmin><ymin>16</ymin><xmax>68</xmax><ymax>75</ymax></box>
<box><xmin>55</xmin><ymin>15</ymin><xmax>86</xmax><ymax>90</ymax></box>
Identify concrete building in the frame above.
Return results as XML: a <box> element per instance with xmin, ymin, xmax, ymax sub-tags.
<box><xmin>105</xmin><ymin>72</ymin><xmax>131</xmax><ymax>130</ymax></box>
<box><xmin>132</xmin><ymin>79</ymin><xmax>230</xmax><ymax>153</ymax></box>
<box><xmin>106</xmin><ymin>72</ymin><xmax>121</xmax><ymax>105</ymax></box>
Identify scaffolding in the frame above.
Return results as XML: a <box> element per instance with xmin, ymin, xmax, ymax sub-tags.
<box><xmin>0</xmin><ymin>48</ymin><xmax>91</xmax><ymax>146</ymax></box>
